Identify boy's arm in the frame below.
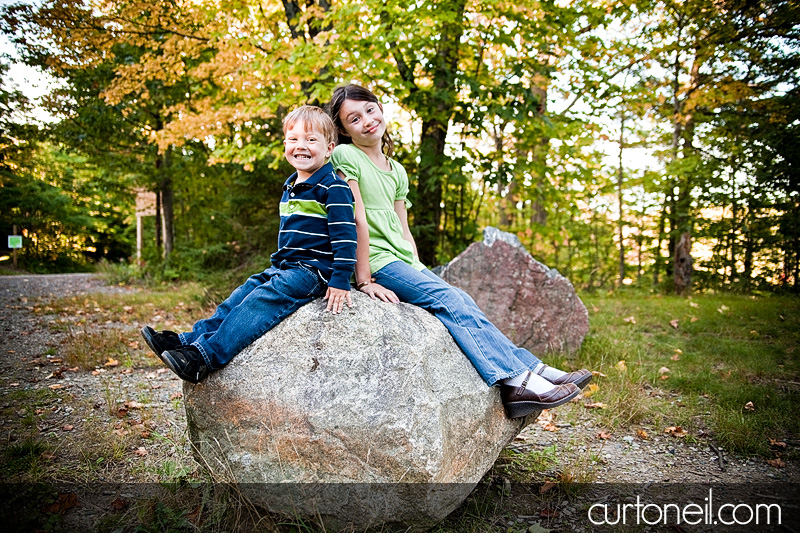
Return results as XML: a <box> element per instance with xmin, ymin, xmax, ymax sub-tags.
<box><xmin>323</xmin><ymin>176</ymin><xmax>358</xmax><ymax>312</ymax></box>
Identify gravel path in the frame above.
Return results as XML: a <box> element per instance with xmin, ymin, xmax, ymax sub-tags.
<box><xmin>1</xmin><ymin>273</ymin><xmax>797</xmax><ymax>531</ymax></box>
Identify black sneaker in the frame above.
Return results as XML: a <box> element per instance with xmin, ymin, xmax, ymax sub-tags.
<box><xmin>160</xmin><ymin>345</ymin><xmax>209</xmax><ymax>384</ymax></box>
<box><xmin>141</xmin><ymin>326</ymin><xmax>182</xmax><ymax>356</ymax></box>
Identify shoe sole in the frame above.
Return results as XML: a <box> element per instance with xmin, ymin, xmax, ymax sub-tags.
<box><xmin>504</xmin><ymin>387</ymin><xmax>581</xmax><ymax>419</ymax></box>
<box><xmin>140</xmin><ymin>327</ymin><xmax>164</xmax><ymax>357</ymax></box>
<box><xmin>574</xmin><ymin>373</ymin><xmax>592</xmax><ymax>390</ymax></box>
<box><xmin>158</xmin><ymin>350</ymin><xmax>202</xmax><ymax>384</ymax></box>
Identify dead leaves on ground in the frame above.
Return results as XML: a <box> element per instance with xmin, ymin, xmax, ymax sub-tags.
<box><xmin>664</xmin><ymin>426</ymin><xmax>688</xmax><ymax>437</ymax></box>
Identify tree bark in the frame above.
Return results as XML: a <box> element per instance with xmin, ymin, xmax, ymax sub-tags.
<box><xmin>674</xmin><ymin>232</ymin><xmax>692</xmax><ymax>295</ymax></box>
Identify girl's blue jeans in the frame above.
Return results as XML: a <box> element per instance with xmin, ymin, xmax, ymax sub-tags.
<box><xmin>179</xmin><ymin>264</ymin><xmax>325</xmax><ymax>369</ymax></box>
<box><xmin>373</xmin><ymin>261</ymin><xmax>542</xmax><ymax>386</ymax></box>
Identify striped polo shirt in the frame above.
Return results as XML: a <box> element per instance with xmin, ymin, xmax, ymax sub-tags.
<box><xmin>270</xmin><ymin>162</ymin><xmax>357</xmax><ymax>290</ymax></box>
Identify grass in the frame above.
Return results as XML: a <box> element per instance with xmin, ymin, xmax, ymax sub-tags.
<box><xmin>575</xmin><ymin>290</ymin><xmax>800</xmax><ymax>458</ymax></box>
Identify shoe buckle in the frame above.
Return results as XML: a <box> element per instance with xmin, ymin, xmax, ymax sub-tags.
<box><xmin>517</xmin><ymin>371</ymin><xmax>532</xmax><ymax>396</ymax></box>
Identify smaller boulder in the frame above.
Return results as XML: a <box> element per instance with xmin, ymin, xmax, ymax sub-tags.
<box><xmin>439</xmin><ymin>227</ymin><xmax>589</xmax><ymax>354</ymax></box>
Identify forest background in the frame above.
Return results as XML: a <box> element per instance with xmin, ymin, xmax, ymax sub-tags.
<box><xmin>0</xmin><ymin>0</ymin><xmax>798</xmax><ymax>295</ymax></box>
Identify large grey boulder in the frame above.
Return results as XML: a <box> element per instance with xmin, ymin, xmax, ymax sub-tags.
<box><xmin>183</xmin><ymin>291</ymin><xmax>537</xmax><ymax>530</ymax></box>
<box><xmin>439</xmin><ymin>227</ymin><xmax>588</xmax><ymax>354</ymax></box>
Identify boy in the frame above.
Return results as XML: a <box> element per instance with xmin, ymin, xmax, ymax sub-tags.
<box><xmin>141</xmin><ymin>106</ymin><xmax>357</xmax><ymax>383</ymax></box>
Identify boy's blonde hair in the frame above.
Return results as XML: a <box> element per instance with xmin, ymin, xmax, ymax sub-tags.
<box><xmin>283</xmin><ymin>105</ymin><xmax>337</xmax><ymax>146</ymax></box>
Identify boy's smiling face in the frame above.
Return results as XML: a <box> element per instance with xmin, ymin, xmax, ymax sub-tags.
<box><xmin>284</xmin><ymin>121</ymin><xmax>335</xmax><ymax>181</ymax></box>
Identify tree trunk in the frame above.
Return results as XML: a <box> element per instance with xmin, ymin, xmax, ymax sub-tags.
<box><xmin>155</xmin><ymin>190</ymin><xmax>162</xmax><ymax>254</ymax></box>
<box><xmin>413</xmin><ymin>0</ymin><xmax>467</xmax><ymax>266</ymax></box>
<box><xmin>617</xmin><ymin>114</ymin><xmax>626</xmax><ymax>287</ymax></box>
<box><xmin>674</xmin><ymin>232</ymin><xmax>692</xmax><ymax>295</ymax></box>
<box><xmin>156</xmin><ymin>147</ymin><xmax>174</xmax><ymax>262</ymax></box>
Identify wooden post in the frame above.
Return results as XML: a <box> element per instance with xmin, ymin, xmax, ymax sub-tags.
<box><xmin>12</xmin><ymin>225</ymin><xmax>17</xmax><ymax>270</ymax></box>
<box><xmin>136</xmin><ymin>215</ymin><xmax>143</xmax><ymax>260</ymax></box>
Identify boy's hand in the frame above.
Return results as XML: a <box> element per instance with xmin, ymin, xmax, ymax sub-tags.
<box><xmin>324</xmin><ymin>287</ymin><xmax>352</xmax><ymax>314</ymax></box>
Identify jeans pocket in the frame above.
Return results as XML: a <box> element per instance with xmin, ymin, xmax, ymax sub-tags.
<box><xmin>294</xmin><ymin>264</ymin><xmax>325</xmax><ymax>298</ymax></box>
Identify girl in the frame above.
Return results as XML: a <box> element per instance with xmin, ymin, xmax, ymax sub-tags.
<box><xmin>327</xmin><ymin>84</ymin><xmax>591</xmax><ymax>419</ymax></box>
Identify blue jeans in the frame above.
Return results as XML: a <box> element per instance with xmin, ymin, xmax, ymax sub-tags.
<box><xmin>373</xmin><ymin>261</ymin><xmax>541</xmax><ymax>386</ymax></box>
<box><xmin>179</xmin><ymin>264</ymin><xmax>325</xmax><ymax>369</ymax></box>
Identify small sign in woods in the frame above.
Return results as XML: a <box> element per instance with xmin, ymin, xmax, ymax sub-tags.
<box><xmin>8</xmin><ymin>236</ymin><xmax>22</xmax><ymax>249</ymax></box>
<box><xmin>135</xmin><ymin>189</ymin><xmax>157</xmax><ymax>217</ymax></box>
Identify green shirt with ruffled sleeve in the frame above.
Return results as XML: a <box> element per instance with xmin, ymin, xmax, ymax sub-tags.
<box><xmin>331</xmin><ymin>144</ymin><xmax>426</xmax><ymax>274</ymax></box>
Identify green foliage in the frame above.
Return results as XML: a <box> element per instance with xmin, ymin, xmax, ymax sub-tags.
<box><xmin>1</xmin><ymin>0</ymin><xmax>799</xmax><ymax>291</ymax></box>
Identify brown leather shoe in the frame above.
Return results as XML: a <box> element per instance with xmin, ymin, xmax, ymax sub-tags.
<box><xmin>540</xmin><ymin>366</ymin><xmax>593</xmax><ymax>389</ymax></box>
<box><xmin>501</xmin><ymin>374</ymin><xmax>581</xmax><ymax>419</ymax></box>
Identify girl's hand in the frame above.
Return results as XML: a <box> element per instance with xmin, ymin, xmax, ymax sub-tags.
<box><xmin>324</xmin><ymin>287</ymin><xmax>352</xmax><ymax>314</ymax></box>
<box><xmin>359</xmin><ymin>282</ymin><xmax>400</xmax><ymax>304</ymax></box>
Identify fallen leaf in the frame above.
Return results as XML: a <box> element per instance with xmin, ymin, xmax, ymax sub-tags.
<box><xmin>44</xmin><ymin>492</ymin><xmax>78</xmax><ymax>514</ymax></box>
<box><xmin>104</xmin><ymin>358</ymin><xmax>119</xmax><ymax>367</ymax></box>
<box><xmin>527</xmin><ymin>522</ymin><xmax>552</xmax><ymax>533</ymax></box>
<box><xmin>591</xmin><ymin>370</ymin><xmax>608</xmax><ymax>378</ymax></box>
<box><xmin>170</xmin><ymin>392</ymin><xmax>183</xmax><ymax>400</ymax></box>
<box><xmin>769</xmin><ymin>438</ymin><xmax>788</xmax><ymax>449</ymax></box>
<box><xmin>133</xmin><ymin>447</ymin><xmax>148</xmax><ymax>456</ymax></box>
<box><xmin>689</xmin><ymin>302</ymin><xmax>699</xmax><ymax>308</ymax></box>
<box><xmin>637</xmin><ymin>429</ymin><xmax>649</xmax><ymax>440</ymax></box>
<box><xmin>62</xmin><ymin>425</ymin><xmax>74</xmax><ymax>431</ymax></box>
<box><xmin>112</xmin><ymin>428</ymin><xmax>129</xmax><ymax>437</ymax></box>
<box><xmin>744</xmin><ymin>401</ymin><xmax>755</xmax><ymax>411</ymax></box>
<box><xmin>767</xmin><ymin>458</ymin><xmax>786</xmax><ymax>468</ymax></box>
<box><xmin>125</xmin><ymin>401</ymin><xmax>144</xmax><ymax>410</ymax></box>
<box><xmin>690</xmin><ymin>316</ymin><xmax>699</xmax><ymax>322</ymax></box>
<box><xmin>671</xmin><ymin>354</ymin><xmax>681</xmax><ymax>361</ymax></box>
<box><xmin>48</xmin><ymin>384</ymin><xmax>65</xmax><ymax>390</ymax></box>
<box><xmin>539</xmin><ymin>481</ymin><xmax>556</xmax><ymax>494</ymax></box>
<box><xmin>140</xmin><ymin>430</ymin><xmax>151</xmax><ymax>439</ymax></box>
<box><xmin>616</xmin><ymin>360</ymin><xmax>627</xmax><ymax>371</ymax></box>
<box><xmin>110</xmin><ymin>497</ymin><xmax>129</xmax><ymax>511</ymax></box>
<box><xmin>664</xmin><ymin>426</ymin><xmax>688</xmax><ymax>437</ymax></box>
<box><xmin>669</xmin><ymin>319</ymin><xmax>679</xmax><ymax>328</ymax></box>
<box><xmin>659</xmin><ymin>366</ymin><xmax>671</xmax><ymax>375</ymax></box>
<box><xmin>597</xmin><ymin>431</ymin><xmax>612</xmax><ymax>439</ymax></box>
<box><xmin>659</xmin><ymin>375</ymin><xmax>670</xmax><ymax>380</ymax></box>
<box><xmin>584</xmin><ymin>402</ymin><xmax>607</xmax><ymax>409</ymax></box>
<box><xmin>623</xmin><ymin>316</ymin><xmax>637</xmax><ymax>324</ymax></box>
<box><xmin>717</xmin><ymin>305</ymin><xmax>729</xmax><ymax>314</ymax></box>
<box><xmin>584</xmin><ymin>383</ymin><xmax>600</xmax><ymax>397</ymax></box>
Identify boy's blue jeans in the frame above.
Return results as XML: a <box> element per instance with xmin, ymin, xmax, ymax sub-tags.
<box><xmin>179</xmin><ymin>264</ymin><xmax>325</xmax><ymax>369</ymax></box>
<box><xmin>373</xmin><ymin>261</ymin><xmax>542</xmax><ymax>386</ymax></box>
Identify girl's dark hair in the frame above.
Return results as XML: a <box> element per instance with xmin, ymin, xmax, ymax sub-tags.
<box><xmin>326</xmin><ymin>84</ymin><xmax>394</xmax><ymax>158</ymax></box>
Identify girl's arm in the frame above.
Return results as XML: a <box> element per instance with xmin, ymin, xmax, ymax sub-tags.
<box><xmin>394</xmin><ymin>200</ymin><xmax>420</xmax><ymax>261</ymax></box>
<box><xmin>342</xmin><ymin>172</ymin><xmax>400</xmax><ymax>303</ymax></box>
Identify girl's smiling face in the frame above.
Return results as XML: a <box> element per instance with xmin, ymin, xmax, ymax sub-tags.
<box><xmin>338</xmin><ymin>99</ymin><xmax>386</xmax><ymax>149</ymax></box>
